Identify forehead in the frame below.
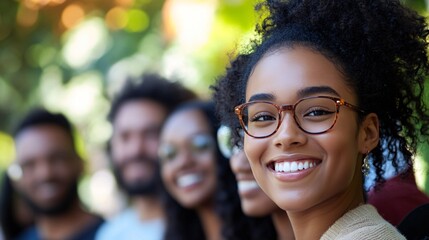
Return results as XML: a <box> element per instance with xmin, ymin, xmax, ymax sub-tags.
<box><xmin>246</xmin><ymin>46</ymin><xmax>355</xmax><ymax>102</ymax></box>
<box><xmin>15</xmin><ymin>125</ymin><xmax>74</xmax><ymax>162</ymax></box>
<box><xmin>161</xmin><ymin>109</ymin><xmax>212</xmax><ymax>142</ymax></box>
<box><xmin>113</xmin><ymin>100</ymin><xmax>167</xmax><ymax>131</ymax></box>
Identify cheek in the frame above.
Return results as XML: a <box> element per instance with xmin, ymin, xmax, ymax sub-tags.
<box><xmin>161</xmin><ymin>165</ymin><xmax>175</xmax><ymax>192</ymax></box>
<box><xmin>243</xmin><ymin>136</ymin><xmax>265</xmax><ymax>167</ymax></box>
<box><xmin>243</xmin><ymin>137</ymin><xmax>268</xmax><ymax>184</ymax></box>
<box><xmin>318</xmin><ymin>130</ymin><xmax>360</xmax><ymax>180</ymax></box>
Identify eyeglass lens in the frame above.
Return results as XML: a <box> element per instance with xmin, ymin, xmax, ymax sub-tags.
<box><xmin>159</xmin><ymin>135</ymin><xmax>215</xmax><ymax>163</ymax></box>
<box><xmin>241</xmin><ymin>97</ymin><xmax>338</xmax><ymax>137</ymax></box>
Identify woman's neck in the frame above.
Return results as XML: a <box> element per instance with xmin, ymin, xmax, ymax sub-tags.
<box><xmin>287</xmin><ymin>183</ymin><xmax>365</xmax><ymax>240</ymax></box>
<box><xmin>197</xmin><ymin>204</ymin><xmax>222</xmax><ymax>240</ymax></box>
<box><xmin>272</xmin><ymin>208</ymin><xmax>295</xmax><ymax>240</ymax></box>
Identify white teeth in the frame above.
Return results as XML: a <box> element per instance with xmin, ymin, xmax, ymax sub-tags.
<box><xmin>237</xmin><ymin>180</ymin><xmax>260</xmax><ymax>192</ymax></box>
<box><xmin>274</xmin><ymin>161</ymin><xmax>317</xmax><ymax>173</ymax></box>
<box><xmin>291</xmin><ymin>162</ymin><xmax>298</xmax><ymax>171</ymax></box>
<box><xmin>298</xmin><ymin>162</ymin><xmax>304</xmax><ymax>170</ymax></box>
<box><xmin>284</xmin><ymin>162</ymin><xmax>290</xmax><ymax>172</ymax></box>
<box><xmin>177</xmin><ymin>173</ymin><xmax>202</xmax><ymax>188</ymax></box>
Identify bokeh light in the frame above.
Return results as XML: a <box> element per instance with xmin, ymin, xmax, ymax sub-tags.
<box><xmin>105</xmin><ymin>7</ymin><xmax>128</xmax><ymax>30</ymax></box>
<box><xmin>61</xmin><ymin>4</ymin><xmax>85</xmax><ymax>29</ymax></box>
<box><xmin>17</xmin><ymin>5</ymin><xmax>38</xmax><ymax>27</ymax></box>
<box><xmin>62</xmin><ymin>18</ymin><xmax>110</xmax><ymax>69</ymax></box>
<box><xmin>124</xmin><ymin>9</ymin><xmax>149</xmax><ymax>32</ymax></box>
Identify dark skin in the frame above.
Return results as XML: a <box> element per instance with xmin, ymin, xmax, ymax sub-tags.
<box><xmin>14</xmin><ymin>125</ymin><xmax>100</xmax><ymax>239</ymax></box>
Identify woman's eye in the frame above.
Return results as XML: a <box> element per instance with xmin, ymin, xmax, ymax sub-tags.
<box><xmin>250</xmin><ymin>113</ymin><xmax>276</xmax><ymax>122</ymax></box>
<box><xmin>303</xmin><ymin>108</ymin><xmax>335</xmax><ymax>117</ymax></box>
<box><xmin>159</xmin><ymin>146</ymin><xmax>177</xmax><ymax>163</ymax></box>
<box><xmin>191</xmin><ymin>135</ymin><xmax>213</xmax><ymax>152</ymax></box>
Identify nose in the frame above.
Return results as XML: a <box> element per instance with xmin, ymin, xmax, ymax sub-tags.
<box><xmin>126</xmin><ymin>136</ymin><xmax>147</xmax><ymax>157</ymax></box>
<box><xmin>229</xmin><ymin>150</ymin><xmax>252</xmax><ymax>174</ymax></box>
<box><xmin>174</xmin><ymin>148</ymin><xmax>194</xmax><ymax>169</ymax></box>
<box><xmin>32</xmin><ymin>160</ymin><xmax>56</xmax><ymax>181</ymax></box>
<box><xmin>272</xmin><ymin>112</ymin><xmax>307</xmax><ymax>148</ymax></box>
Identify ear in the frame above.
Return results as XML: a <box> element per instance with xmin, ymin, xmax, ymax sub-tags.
<box><xmin>358</xmin><ymin>113</ymin><xmax>380</xmax><ymax>154</ymax></box>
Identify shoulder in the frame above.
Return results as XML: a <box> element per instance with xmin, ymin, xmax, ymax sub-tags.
<box><xmin>95</xmin><ymin>209</ymin><xmax>165</xmax><ymax>240</ymax></box>
<box><xmin>16</xmin><ymin>226</ymin><xmax>39</xmax><ymax>240</ymax></box>
<box><xmin>71</xmin><ymin>216</ymin><xmax>105</xmax><ymax>240</ymax></box>
<box><xmin>95</xmin><ymin>209</ymin><xmax>136</xmax><ymax>239</ymax></box>
<box><xmin>321</xmin><ymin>205</ymin><xmax>406</xmax><ymax>240</ymax></box>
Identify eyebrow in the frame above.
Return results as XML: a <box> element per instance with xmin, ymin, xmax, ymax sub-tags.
<box><xmin>297</xmin><ymin>86</ymin><xmax>340</xmax><ymax>98</ymax></box>
<box><xmin>248</xmin><ymin>86</ymin><xmax>340</xmax><ymax>102</ymax></box>
<box><xmin>248</xmin><ymin>93</ymin><xmax>275</xmax><ymax>102</ymax></box>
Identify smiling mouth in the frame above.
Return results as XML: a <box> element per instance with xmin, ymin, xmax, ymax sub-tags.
<box><xmin>237</xmin><ymin>180</ymin><xmax>260</xmax><ymax>192</ymax></box>
<box><xmin>268</xmin><ymin>160</ymin><xmax>321</xmax><ymax>173</ymax></box>
<box><xmin>177</xmin><ymin>173</ymin><xmax>203</xmax><ymax>188</ymax></box>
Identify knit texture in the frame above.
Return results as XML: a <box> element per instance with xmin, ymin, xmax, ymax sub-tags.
<box><xmin>320</xmin><ymin>204</ymin><xmax>405</xmax><ymax>240</ymax></box>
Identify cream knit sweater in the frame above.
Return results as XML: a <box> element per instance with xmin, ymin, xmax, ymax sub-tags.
<box><xmin>320</xmin><ymin>204</ymin><xmax>405</xmax><ymax>240</ymax></box>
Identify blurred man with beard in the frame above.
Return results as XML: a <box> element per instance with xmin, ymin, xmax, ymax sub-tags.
<box><xmin>12</xmin><ymin>109</ymin><xmax>104</xmax><ymax>240</ymax></box>
<box><xmin>96</xmin><ymin>74</ymin><xmax>196</xmax><ymax>240</ymax></box>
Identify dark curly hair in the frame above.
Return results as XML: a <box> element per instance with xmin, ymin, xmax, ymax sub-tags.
<box><xmin>161</xmin><ymin>101</ymin><xmax>277</xmax><ymax>240</ymax></box>
<box><xmin>213</xmin><ymin>0</ymin><xmax>429</xmax><ymax>187</ymax></box>
<box><xmin>13</xmin><ymin>108</ymin><xmax>76</xmax><ymax>151</ymax></box>
<box><xmin>108</xmin><ymin>73</ymin><xmax>197</xmax><ymax>123</ymax></box>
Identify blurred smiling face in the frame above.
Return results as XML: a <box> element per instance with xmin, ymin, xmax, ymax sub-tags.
<box><xmin>243</xmin><ymin>46</ymin><xmax>367</xmax><ymax>212</ymax></box>
<box><xmin>14</xmin><ymin>125</ymin><xmax>81</xmax><ymax>215</ymax></box>
<box><xmin>111</xmin><ymin>100</ymin><xmax>167</xmax><ymax>196</ymax></box>
<box><xmin>159</xmin><ymin>109</ymin><xmax>217</xmax><ymax>208</ymax></box>
<box><xmin>229</xmin><ymin>150</ymin><xmax>279</xmax><ymax>216</ymax></box>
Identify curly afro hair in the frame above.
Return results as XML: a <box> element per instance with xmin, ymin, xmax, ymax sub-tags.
<box><xmin>212</xmin><ymin>0</ymin><xmax>429</xmax><ymax>187</ymax></box>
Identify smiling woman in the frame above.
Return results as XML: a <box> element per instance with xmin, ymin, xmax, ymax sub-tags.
<box><xmin>158</xmin><ymin>101</ymin><xmax>277</xmax><ymax>240</ymax></box>
<box><xmin>213</xmin><ymin>0</ymin><xmax>429</xmax><ymax>239</ymax></box>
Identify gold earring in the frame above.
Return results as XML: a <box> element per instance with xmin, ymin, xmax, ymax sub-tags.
<box><xmin>362</xmin><ymin>150</ymin><xmax>370</xmax><ymax>176</ymax></box>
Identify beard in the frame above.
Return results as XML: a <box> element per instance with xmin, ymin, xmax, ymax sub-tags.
<box><xmin>18</xmin><ymin>180</ymin><xmax>79</xmax><ymax>217</ymax></box>
<box><xmin>113</xmin><ymin>154</ymin><xmax>163</xmax><ymax>197</ymax></box>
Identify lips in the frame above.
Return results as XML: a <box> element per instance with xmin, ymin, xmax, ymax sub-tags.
<box><xmin>34</xmin><ymin>182</ymin><xmax>62</xmax><ymax>200</ymax></box>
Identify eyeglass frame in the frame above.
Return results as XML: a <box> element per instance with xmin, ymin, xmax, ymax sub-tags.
<box><xmin>234</xmin><ymin>95</ymin><xmax>365</xmax><ymax>139</ymax></box>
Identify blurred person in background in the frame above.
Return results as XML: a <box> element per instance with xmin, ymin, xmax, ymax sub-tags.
<box><xmin>367</xmin><ymin>167</ymin><xmax>429</xmax><ymax>226</ymax></box>
<box><xmin>221</xmin><ymin>142</ymin><xmax>294</xmax><ymax>239</ymax></box>
<box><xmin>0</xmin><ymin>172</ymin><xmax>34</xmax><ymax>240</ymax></box>
<box><xmin>158</xmin><ymin>101</ymin><xmax>277</xmax><ymax>240</ymax></box>
<box><xmin>96</xmin><ymin>74</ymin><xmax>196</xmax><ymax>240</ymax></box>
<box><xmin>11</xmin><ymin>108</ymin><xmax>104</xmax><ymax>240</ymax></box>
<box><xmin>214</xmin><ymin>49</ymin><xmax>294</xmax><ymax>239</ymax></box>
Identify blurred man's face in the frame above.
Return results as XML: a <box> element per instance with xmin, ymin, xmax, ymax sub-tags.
<box><xmin>14</xmin><ymin>125</ymin><xmax>81</xmax><ymax>216</ymax></box>
<box><xmin>111</xmin><ymin>100</ymin><xmax>167</xmax><ymax>196</ymax></box>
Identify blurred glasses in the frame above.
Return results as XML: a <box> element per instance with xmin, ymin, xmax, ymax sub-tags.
<box><xmin>234</xmin><ymin>96</ymin><xmax>364</xmax><ymax>139</ymax></box>
<box><xmin>158</xmin><ymin>134</ymin><xmax>215</xmax><ymax>164</ymax></box>
<box><xmin>216</xmin><ymin>125</ymin><xmax>242</xmax><ymax>159</ymax></box>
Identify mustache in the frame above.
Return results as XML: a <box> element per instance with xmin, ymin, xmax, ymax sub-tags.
<box><xmin>117</xmin><ymin>154</ymin><xmax>158</xmax><ymax>168</ymax></box>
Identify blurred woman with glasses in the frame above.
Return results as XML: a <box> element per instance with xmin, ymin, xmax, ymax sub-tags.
<box><xmin>158</xmin><ymin>101</ymin><xmax>277</xmax><ymax>240</ymax></box>
<box><xmin>213</xmin><ymin>0</ymin><xmax>429</xmax><ymax>239</ymax></box>
<box><xmin>217</xmin><ymin>126</ymin><xmax>294</xmax><ymax>240</ymax></box>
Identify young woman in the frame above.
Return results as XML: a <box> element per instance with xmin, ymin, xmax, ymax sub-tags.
<box><xmin>217</xmin><ymin>127</ymin><xmax>294</xmax><ymax>240</ymax></box>
<box><xmin>158</xmin><ymin>101</ymin><xmax>277</xmax><ymax>240</ymax></box>
<box><xmin>213</xmin><ymin>0</ymin><xmax>429</xmax><ymax>239</ymax></box>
